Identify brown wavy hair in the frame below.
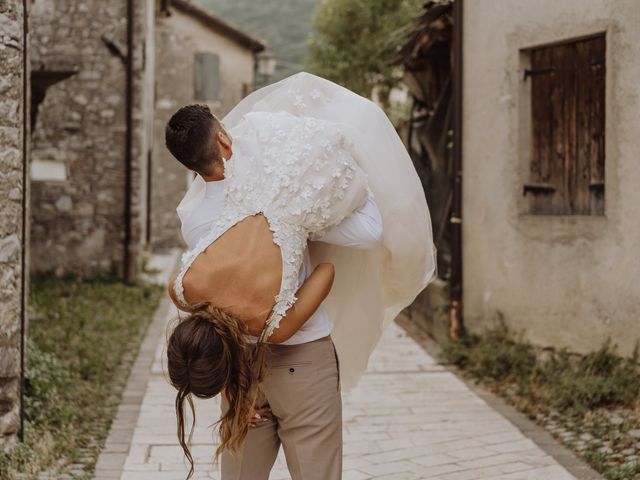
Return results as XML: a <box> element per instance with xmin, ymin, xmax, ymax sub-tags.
<box><xmin>166</xmin><ymin>303</ymin><xmax>268</xmax><ymax>478</ymax></box>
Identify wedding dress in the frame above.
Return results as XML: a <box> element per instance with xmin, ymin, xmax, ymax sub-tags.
<box><xmin>172</xmin><ymin>110</ymin><xmax>370</xmax><ymax>341</ymax></box>
<box><xmin>174</xmin><ymin>72</ymin><xmax>437</xmax><ymax>390</ymax></box>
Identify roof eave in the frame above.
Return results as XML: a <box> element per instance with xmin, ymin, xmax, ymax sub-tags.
<box><xmin>170</xmin><ymin>0</ymin><xmax>266</xmax><ymax>53</ymax></box>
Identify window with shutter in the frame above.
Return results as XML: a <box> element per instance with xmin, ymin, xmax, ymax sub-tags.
<box><xmin>524</xmin><ymin>35</ymin><xmax>605</xmax><ymax>215</ymax></box>
<box><xmin>194</xmin><ymin>52</ymin><xmax>220</xmax><ymax>101</ymax></box>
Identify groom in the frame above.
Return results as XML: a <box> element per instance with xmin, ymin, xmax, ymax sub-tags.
<box><xmin>165</xmin><ymin>104</ymin><xmax>383</xmax><ymax>480</ymax></box>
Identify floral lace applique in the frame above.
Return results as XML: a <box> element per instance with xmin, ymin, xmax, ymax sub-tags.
<box><xmin>172</xmin><ymin>111</ymin><xmax>368</xmax><ymax>340</ymax></box>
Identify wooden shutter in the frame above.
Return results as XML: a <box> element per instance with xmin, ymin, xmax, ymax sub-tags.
<box><xmin>526</xmin><ymin>35</ymin><xmax>605</xmax><ymax>215</ymax></box>
<box><xmin>194</xmin><ymin>52</ymin><xmax>220</xmax><ymax>101</ymax></box>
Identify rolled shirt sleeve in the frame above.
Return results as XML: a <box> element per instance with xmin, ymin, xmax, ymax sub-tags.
<box><xmin>310</xmin><ymin>190</ymin><xmax>384</xmax><ymax>250</ymax></box>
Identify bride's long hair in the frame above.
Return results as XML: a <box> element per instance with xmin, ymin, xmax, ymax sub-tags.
<box><xmin>166</xmin><ymin>303</ymin><xmax>268</xmax><ymax>478</ymax></box>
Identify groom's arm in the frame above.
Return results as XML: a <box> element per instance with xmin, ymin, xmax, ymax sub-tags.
<box><xmin>310</xmin><ymin>190</ymin><xmax>383</xmax><ymax>250</ymax></box>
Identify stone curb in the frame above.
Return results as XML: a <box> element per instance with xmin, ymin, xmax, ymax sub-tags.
<box><xmin>94</xmin><ymin>252</ymin><xmax>181</xmax><ymax>480</ymax></box>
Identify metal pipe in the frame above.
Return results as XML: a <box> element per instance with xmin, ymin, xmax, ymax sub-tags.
<box><xmin>449</xmin><ymin>0</ymin><xmax>464</xmax><ymax>339</ymax></box>
<box><xmin>146</xmin><ymin>149</ymin><xmax>152</xmax><ymax>245</ymax></box>
<box><xmin>123</xmin><ymin>0</ymin><xmax>134</xmax><ymax>283</ymax></box>
<box><xmin>19</xmin><ymin>0</ymin><xmax>29</xmax><ymax>442</ymax></box>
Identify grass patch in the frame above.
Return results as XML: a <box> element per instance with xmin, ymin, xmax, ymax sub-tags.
<box><xmin>0</xmin><ymin>274</ymin><xmax>163</xmax><ymax>480</ymax></box>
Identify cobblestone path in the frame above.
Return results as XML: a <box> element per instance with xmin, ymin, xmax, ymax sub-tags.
<box><xmin>95</xmin><ymin>253</ymin><xmax>584</xmax><ymax>480</ymax></box>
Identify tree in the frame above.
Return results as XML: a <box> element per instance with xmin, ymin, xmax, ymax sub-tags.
<box><xmin>305</xmin><ymin>0</ymin><xmax>424</xmax><ymax>106</ymax></box>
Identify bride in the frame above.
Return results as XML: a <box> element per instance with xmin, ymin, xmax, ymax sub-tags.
<box><xmin>165</xmin><ymin>72</ymin><xmax>436</xmax><ymax>479</ymax></box>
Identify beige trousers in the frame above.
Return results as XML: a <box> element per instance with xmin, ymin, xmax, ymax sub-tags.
<box><xmin>221</xmin><ymin>335</ymin><xmax>343</xmax><ymax>480</ymax></box>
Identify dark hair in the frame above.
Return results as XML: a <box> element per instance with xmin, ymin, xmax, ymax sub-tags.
<box><xmin>167</xmin><ymin>303</ymin><xmax>268</xmax><ymax>478</ymax></box>
<box><xmin>165</xmin><ymin>104</ymin><xmax>223</xmax><ymax>176</ymax></box>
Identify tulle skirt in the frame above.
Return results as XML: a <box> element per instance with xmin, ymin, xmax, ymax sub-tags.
<box><xmin>177</xmin><ymin>72</ymin><xmax>437</xmax><ymax>391</ymax></box>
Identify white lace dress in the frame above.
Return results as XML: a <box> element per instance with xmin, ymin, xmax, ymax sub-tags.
<box><xmin>172</xmin><ymin>110</ymin><xmax>369</xmax><ymax>340</ymax></box>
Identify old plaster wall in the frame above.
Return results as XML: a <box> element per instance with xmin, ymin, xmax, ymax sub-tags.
<box><xmin>462</xmin><ymin>0</ymin><xmax>640</xmax><ymax>355</ymax></box>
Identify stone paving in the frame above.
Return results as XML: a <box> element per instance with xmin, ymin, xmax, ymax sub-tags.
<box><xmin>97</xmin><ymin>253</ymin><xmax>584</xmax><ymax>479</ymax></box>
<box><xmin>109</xmin><ymin>325</ymin><xmax>578</xmax><ymax>479</ymax></box>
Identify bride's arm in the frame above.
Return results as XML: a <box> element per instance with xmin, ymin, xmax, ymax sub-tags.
<box><xmin>267</xmin><ymin>263</ymin><xmax>335</xmax><ymax>344</ymax></box>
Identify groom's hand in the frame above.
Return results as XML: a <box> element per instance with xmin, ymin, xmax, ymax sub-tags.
<box><xmin>248</xmin><ymin>405</ymin><xmax>272</xmax><ymax>428</ymax></box>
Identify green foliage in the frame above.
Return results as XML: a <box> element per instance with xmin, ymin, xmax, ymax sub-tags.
<box><xmin>603</xmin><ymin>460</ymin><xmax>640</xmax><ymax>480</ymax></box>
<box><xmin>305</xmin><ymin>0</ymin><xmax>424</xmax><ymax>103</ymax></box>
<box><xmin>583</xmin><ymin>448</ymin><xmax>609</xmax><ymax>473</ymax></box>
<box><xmin>0</xmin><ymin>275</ymin><xmax>163</xmax><ymax>480</ymax></box>
<box><xmin>442</xmin><ymin>319</ymin><xmax>640</xmax><ymax>415</ymax></box>
<box><xmin>536</xmin><ymin>340</ymin><xmax>640</xmax><ymax>415</ymax></box>
<box><xmin>24</xmin><ymin>340</ymin><xmax>74</xmax><ymax>429</ymax></box>
<box><xmin>583</xmin><ymin>448</ymin><xmax>640</xmax><ymax>480</ymax></box>
<box><xmin>441</xmin><ymin>318</ymin><xmax>537</xmax><ymax>382</ymax></box>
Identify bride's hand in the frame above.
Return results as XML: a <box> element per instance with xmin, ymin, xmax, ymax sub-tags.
<box><xmin>248</xmin><ymin>404</ymin><xmax>272</xmax><ymax>428</ymax></box>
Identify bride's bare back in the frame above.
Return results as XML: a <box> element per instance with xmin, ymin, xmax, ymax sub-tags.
<box><xmin>181</xmin><ymin>214</ymin><xmax>282</xmax><ymax>332</ymax></box>
<box><xmin>169</xmin><ymin>214</ymin><xmax>334</xmax><ymax>343</ymax></box>
<box><xmin>169</xmin><ymin>212</ymin><xmax>335</xmax><ymax>342</ymax></box>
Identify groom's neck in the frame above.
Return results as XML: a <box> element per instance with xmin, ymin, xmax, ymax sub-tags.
<box><xmin>201</xmin><ymin>172</ymin><xmax>224</xmax><ymax>181</ymax></box>
<box><xmin>201</xmin><ymin>160</ymin><xmax>226</xmax><ymax>182</ymax></box>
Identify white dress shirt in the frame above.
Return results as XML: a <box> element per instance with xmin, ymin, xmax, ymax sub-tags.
<box><xmin>180</xmin><ymin>179</ymin><xmax>384</xmax><ymax>345</ymax></box>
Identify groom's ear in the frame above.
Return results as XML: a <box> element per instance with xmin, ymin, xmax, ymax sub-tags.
<box><xmin>217</xmin><ymin>130</ymin><xmax>232</xmax><ymax>149</ymax></box>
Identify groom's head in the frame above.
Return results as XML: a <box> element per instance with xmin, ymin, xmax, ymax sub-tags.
<box><xmin>165</xmin><ymin>104</ymin><xmax>232</xmax><ymax>176</ymax></box>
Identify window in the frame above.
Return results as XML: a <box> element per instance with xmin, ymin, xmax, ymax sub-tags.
<box><xmin>194</xmin><ymin>52</ymin><xmax>220</xmax><ymax>101</ymax></box>
<box><xmin>523</xmin><ymin>35</ymin><xmax>605</xmax><ymax>215</ymax></box>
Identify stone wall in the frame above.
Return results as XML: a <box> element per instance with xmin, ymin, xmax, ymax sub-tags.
<box><xmin>128</xmin><ymin>0</ymin><xmax>156</xmax><ymax>278</ymax></box>
<box><xmin>462</xmin><ymin>0</ymin><xmax>640</xmax><ymax>355</ymax></box>
<box><xmin>151</xmin><ymin>7</ymin><xmax>257</xmax><ymax>249</ymax></box>
<box><xmin>0</xmin><ymin>0</ymin><xmax>28</xmax><ymax>447</ymax></box>
<box><xmin>151</xmin><ymin>14</ymin><xmax>195</xmax><ymax>250</ymax></box>
<box><xmin>29</xmin><ymin>0</ymin><xmax>153</xmax><ymax>278</ymax></box>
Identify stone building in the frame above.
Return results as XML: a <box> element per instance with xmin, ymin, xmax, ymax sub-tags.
<box><xmin>0</xmin><ymin>0</ymin><xmax>29</xmax><ymax>447</ymax></box>
<box><xmin>151</xmin><ymin>0</ymin><xmax>265</xmax><ymax>249</ymax></box>
<box><xmin>0</xmin><ymin>0</ymin><xmax>263</xmax><ymax>448</ymax></box>
<box><xmin>404</xmin><ymin>0</ymin><xmax>640</xmax><ymax>356</ymax></box>
<box><xmin>29</xmin><ymin>0</ymin><xmax>156</xmax><ymax>280</ymax></box>
<box><xmin>461</xmin><ymin>0</ymin><xmax>640</xmax><ymax>356</ymax></box>
<box><xmin>28</xmin><ymin>0</ymin><xmax>265</xmax><ymax>271</ymax></box>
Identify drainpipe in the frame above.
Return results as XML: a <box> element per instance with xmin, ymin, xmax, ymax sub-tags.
<box><xmin>146</xmin><ymin>149</ymin><xmax>152</xmax><ymax>245</ymax></box>
<box><xmin>449</xmin><ymin>0</ymin><xmax>464</xmax><ymax>339</ymax></box>
<box><xmin>19</xmin><ymin>0</ymin><xmax>29</xmax><ymax>442</ymax></box>
<box><xmin>123</xmin><ymin>0</ymin><xmax>134</xmax><ymax>283</ymax></box>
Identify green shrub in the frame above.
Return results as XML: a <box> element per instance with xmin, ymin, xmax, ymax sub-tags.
<box><xmin>442</xmin><ymin>318</ymin><xmax>537</xmax><ymax>383</ymax></box>
<box><xmin>537</xmin><ymin>340</ymin><xmax>640</xmax><ymax>414</ymax></box>
<box><xmin>440</xmin><ymin>330</ymin><xmax>481</xmax><ymax>369</ymax></box>
<box><xmin>604</xmin><ymin>460</ymin><xmax>640</xmax><ymax>480</ymax></box>
<box><xmin>442</xmin><ymin>318</ymin><xmax>640</xmax><ymax>415</ymax></box>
